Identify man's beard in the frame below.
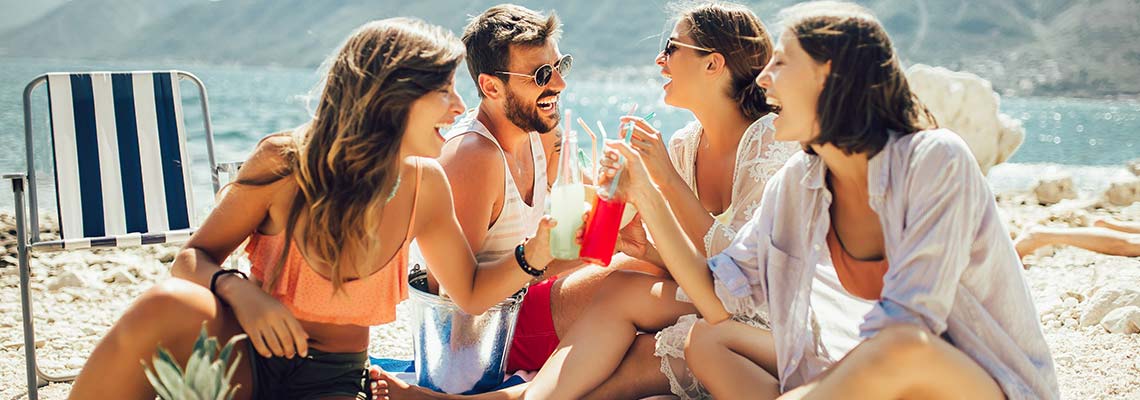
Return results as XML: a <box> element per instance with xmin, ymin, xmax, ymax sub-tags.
<box><xmin>504</xmin><ymin>87</ymin><xmax>559</xmax><ymax>133</ymax></box>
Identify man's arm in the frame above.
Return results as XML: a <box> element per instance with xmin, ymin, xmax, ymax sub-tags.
<box><xmin>439</xmin><ymin>133</ymin><xmax>504</xmax><ymax>250</ymax></box>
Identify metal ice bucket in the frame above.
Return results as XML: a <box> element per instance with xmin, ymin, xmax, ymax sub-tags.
<box><xmin>408</xmin><ymin>266</ymin><xmax>525</xmax><ymax>394</ymax></box>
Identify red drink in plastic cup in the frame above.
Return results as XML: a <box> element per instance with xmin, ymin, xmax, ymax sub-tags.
<box><xmin>579</xmin><ymin>194</ymin><xmax>625</xmax><ymax>266</ymax></box>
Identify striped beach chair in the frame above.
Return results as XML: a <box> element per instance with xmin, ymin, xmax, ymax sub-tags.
<box><xmin>4</xmin><ymin>71</ymin><xmax>238</xmax><ymax>400</ymax></box>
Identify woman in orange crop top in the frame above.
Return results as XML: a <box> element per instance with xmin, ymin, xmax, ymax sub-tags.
<box><xmin>70</xmin><ymin>18</ymin><xmax>568</xmax><ymax>400</ymax></box>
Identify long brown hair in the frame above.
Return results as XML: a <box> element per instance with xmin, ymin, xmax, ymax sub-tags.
<box><xmin>780</xmin><ymin>1</ymin><xmax>936</xmax><ymax>157</ymax></box>
<box><xmin>239</xmin><ymin>18</ymin><xmax>463</xmax><ymax>292</ymax></box>
<box><xmin>674</xmin><ymin>1</ymin><xmax>774</xmax><ymax>120</ymax></box>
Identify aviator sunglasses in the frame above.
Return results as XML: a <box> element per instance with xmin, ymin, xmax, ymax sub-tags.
<box><xmin>495</xmin><ymin>54</ymin><xmax>573</xmax><ymax>87</ymax></box>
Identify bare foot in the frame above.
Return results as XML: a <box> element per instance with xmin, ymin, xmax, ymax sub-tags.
<box><xmin>369</xmin><ymin>366</ymin><xmax>450</xmax><ymax>400</ymax></box>
<box><xmin>1013</xmin><ymin>227</ymin><xmax>1048</xmax><ymax>262</ymax></box>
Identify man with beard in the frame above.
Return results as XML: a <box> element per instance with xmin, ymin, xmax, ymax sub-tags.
<box><xmin>434</xmin><ymin>4</ymin><xmax>643</xmax><ymax>376</ymax></box>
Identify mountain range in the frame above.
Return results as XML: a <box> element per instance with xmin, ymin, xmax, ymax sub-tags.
<box><xmin>1</xmin><ymin>0</ymin><xmax>1137</xmax><ymax>97</ymax></box>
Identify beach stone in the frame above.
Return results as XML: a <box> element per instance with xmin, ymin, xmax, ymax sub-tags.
<box><xmin>1033</xmin><ymin>175</ymin><xmax>1079</xmax><ymax>205</ymax></box>
<box><xmin>1064</xmin><ymin>290</ymin><xmax>1086</xmax><ymax>302</ymax></box>
<box><xmin>65</xmin><ymin>357</ymin><xmax>86</xmax><ymax>370</ymax></box>
<box><xmin>1128</xmin><ymin>159</ymin><xmax>1140</xmax><ymax>176</ymax></box>
<box><xmin>1104</xmin><ymin>177</ymin><xmax>1140</xmax><ymax>206</ymax></box>
<box><xmin>1065</xmin><ymin>309</ymin><xmax>1081</xmax><ymax>320</ymax></box>
<box><xmin>1100</xmin><ymin>306</ymin><xmax>1140</xmax><ymax>334</ymax></box>
<box><xmin>61</xmin><ymin>287</ymin><xmax>95</xmax><ymax>302</ymax></box>
<box><xmin>0</xmin><ymin>302</ymin><xmax>17</xmax><ymax>313</ymax></box>
<box><xmin>1</xmin><ymin>339</ymin><xmax>47</xmax><ymax>350</ymax></box>
<box><xmin>47</xmin><ymin>271</ymin><xmax>96</xmax><ymax>291</ymax></box>
<box><xmin>1081</xmin><ymin>286</ymin><xmax>1140</xmax><ymax>327</ymax></box>
<box><xmin>81</xmin><ymin>325</ymin><xmax>100</xmax><ymax>336</ymax></box>
<box><xmin>905</xmin><ymin>64</ymin><xmax>1024</xmax><ymax>174</ymax></box>
<box><xmin>156</xmin><ymin>247</ymin><xmax>178</xmax><ymax>264</ymax></box>
<box><xmin>103</xmin><ymin>268</ymin><xmax>139</xmax><ymax>285</ymax></box>
<box><xmin>55</xmin><ymin>292</ymin><xmax>75</xmax><ymax>303</ymax></box>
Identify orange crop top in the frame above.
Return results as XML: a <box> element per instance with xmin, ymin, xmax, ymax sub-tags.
<box><xmin>246</xmin><ymin>162</ymin><xmax>421</xmax><ymax>326</ymax></box>
<box><xmin>827</xmin><ymin>228</ymin><xmax>889</xmax><ymax>301</ymax></box>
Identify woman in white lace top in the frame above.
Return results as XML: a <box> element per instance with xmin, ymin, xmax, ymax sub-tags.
<box><xmin>643</xmin><ymin>115</ymin><xmax>799</xmax><ymax>398</ymax></box>
<box><xmin>665</xmin><ymin>118</ymin><xmax>799</xmax><ymax>256</ymax></box>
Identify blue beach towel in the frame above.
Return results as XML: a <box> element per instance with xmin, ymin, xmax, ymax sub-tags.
<box><xmin>369</xmin><ymin>357</ymin><xmax>527</xmax><ymax>394</ymax></box>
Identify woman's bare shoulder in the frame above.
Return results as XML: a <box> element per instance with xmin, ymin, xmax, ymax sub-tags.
<box><xmin>235</xmin><ymin>132</ymin><xmax>298</xmax><ymax>185</ymax></box>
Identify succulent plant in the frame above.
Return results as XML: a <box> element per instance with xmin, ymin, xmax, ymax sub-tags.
<box><xmin>143</xmin><ymin>322</ymin><xmax>247</xmax><ymax>400</ymax></box>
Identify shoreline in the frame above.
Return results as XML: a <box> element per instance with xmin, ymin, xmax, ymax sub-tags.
<box><xmin>2</xmin><ymin>56</ymin><xmax>1140</xmax><ymax>100</ymax></box>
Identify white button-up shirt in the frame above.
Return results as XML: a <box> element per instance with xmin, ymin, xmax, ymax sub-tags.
<box><xmin>708</xmin><ymin>129</ymin><xmax>1058</xmax><ymax>399</ymax></box>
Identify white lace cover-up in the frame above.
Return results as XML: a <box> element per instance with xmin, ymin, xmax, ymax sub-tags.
<box><xmin>654</xmin><ymin>114</ymin><xmax>799</xmax><ymax>399</ymax></box>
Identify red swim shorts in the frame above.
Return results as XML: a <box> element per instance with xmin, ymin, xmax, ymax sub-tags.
<box><xmin>506</xmin><ymin>276</ymin><xmax>560</xmax><ymax>372</ymax></box>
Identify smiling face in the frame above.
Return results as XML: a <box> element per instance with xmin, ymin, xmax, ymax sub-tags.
<box><xmin>656</xmin><ymin>20</ymin><xmax>716</xmax><ymax>110</ymax></box>
<box><xmin>500</xmin><ymin>40</ymin><xmax>566</xmax><ymax>133</ymax></box>
<box><xmin>755</xmin><ymin>29</ymin><xmax>831</xmax><ymax>144</ymax></box>
<box><xmin>402</xmin><ymin>71</ymin><xmax>466</xmax><ymax>158</ymax></box>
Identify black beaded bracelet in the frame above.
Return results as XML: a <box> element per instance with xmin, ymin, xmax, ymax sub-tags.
<box><xmin>210</xmin><ymin>269</ymin><xmax>249</xmax><ymax>307</ymax></box>
<box><xmin>515</xmin><ymin>243</ymin><xmax>545</xmax><ymax>278</ymax></box>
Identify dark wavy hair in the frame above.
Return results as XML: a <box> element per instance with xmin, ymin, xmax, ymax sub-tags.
<box><xmin>780</xmin><ymin>1</ymin><xmax>936</xmax><ymax>157</ymax></box>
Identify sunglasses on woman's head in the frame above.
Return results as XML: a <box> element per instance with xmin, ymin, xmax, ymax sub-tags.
<box><xmin>662</xmin><ymin>39</ymin><xmax>715</xmax><ymax>57</ymax></box>
<box><xmin>495</xmin><ymin>54</ymin><xmax>573</xmax><ymax>87</ymax></box>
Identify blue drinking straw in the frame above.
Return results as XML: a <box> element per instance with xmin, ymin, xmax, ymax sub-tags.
<box><xmin>605</xmin><ymin>112</ymin><xmax>656</xmax><ymax>197</ymax></box>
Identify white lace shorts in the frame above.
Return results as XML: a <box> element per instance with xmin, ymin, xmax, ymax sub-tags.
<box><xmin>653</xmin><ymin>282</ymin><xmax>770</xmax><ymax>399</ymax></box>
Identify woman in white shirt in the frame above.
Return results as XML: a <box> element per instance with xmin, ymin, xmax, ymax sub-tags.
<box><xmin>603</xmin><ymin>2</ymin><xmax>1058</xmax><ymax>399</ymax></box>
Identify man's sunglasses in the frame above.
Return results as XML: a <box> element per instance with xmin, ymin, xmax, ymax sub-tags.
<box><xmin>495</xmin><ymin>54</ymin><xmax>573</xmax><ymax>87</ymax></box>
<box><xmin>662</xmin><ymin>39</ymin><xmax>716</xmax><ymax>57</ymax></box>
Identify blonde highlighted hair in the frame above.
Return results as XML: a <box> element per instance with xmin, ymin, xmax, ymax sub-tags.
<box><xmin>239</xmin><ymin>18</ymin><xmax>463</xmax><ymax>292</ymax></box>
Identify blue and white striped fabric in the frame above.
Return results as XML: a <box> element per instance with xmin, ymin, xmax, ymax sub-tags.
<box><xmin>44</xmin><ymin>72</ymin><xmax>196</xmax><ymax>246</ymax></box>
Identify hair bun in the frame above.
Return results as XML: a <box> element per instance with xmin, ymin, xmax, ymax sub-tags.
<box><xmin>736</xmin><ymin>79</ymin><xmax>770</xmax><ymax>120</ymax></box>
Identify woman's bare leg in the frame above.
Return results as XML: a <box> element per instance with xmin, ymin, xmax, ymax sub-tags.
<box><xmin>581</xmin><ymin>334</ymin><xmax>672</xmax><ymax>400</ymax></box>
<box><xmin>609</xmin><ymin>253</ymin><xmax>670</xmax><ymax>277</ymax></box>
<box><xmin>68</xmin><ymin>278</ymin><xmax>252</xmax><ymax>400</ymax></box>
<box><xmin>684</xmin><ymin>319</ymin><xmax>780</xmax><ymax>400</ymax></box>
<box><xmin>780</xmin><ymin>324</ymin><xmax>1003</xmax><ymax>400</ymax></box>
<box><xmin>370</xmin><ymin>335</ymin><xmax>673</xmax><ymax>400</ymax></box>
<box><xmin>1015</xmin><ymin>226</ymin><xmax>1140</xmax><ymax>258</ymax></box>
<box><xmin>549</xmin><ymin>255</ymin><xmax>668</xmax><ymax>339</ymax></box>
<box><xmin>372</xmin><ymin>334</ymin><xmax>670</xmax><ymax>400</ymax></box>
<box><xmin>523</xmin><ymin>271</ymin><xmax>696</xmax><ymax>400</ymax></box>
